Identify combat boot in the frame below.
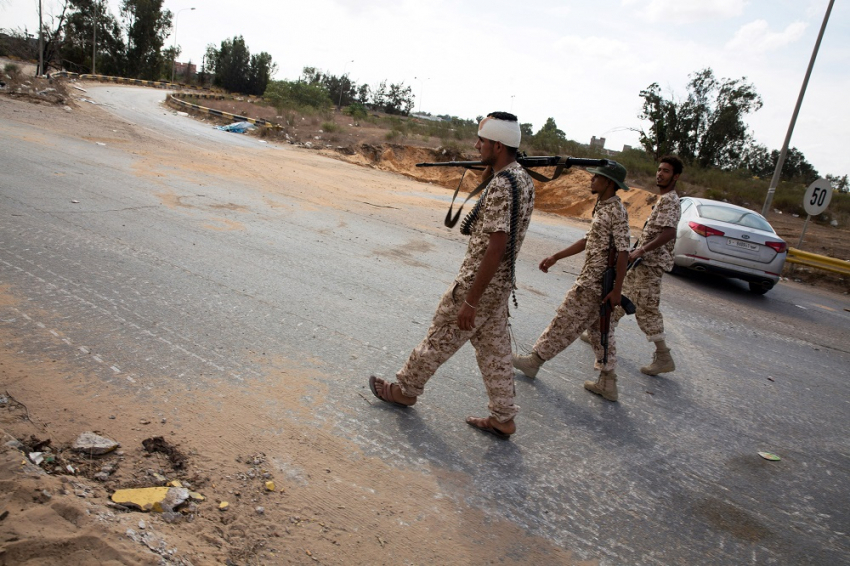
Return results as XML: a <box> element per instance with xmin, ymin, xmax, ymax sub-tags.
<box><xmin>640</xmin><ymin>348</ymin><xmax>675</xmax><ymax>376</ymax></box>
<box><xmin>584</xmin><ymin>371</ymin><xmax>618</xmax><ymax>402</ymax></box>
<box><xmin>512</xmin><ymin>351</ymin><xmax>544</xmax><ymax>378</ymax></box>
<box><xmin>579</xmin><ymin>330</ymin><xmax>591</xmax><ymax>344</ymax></box>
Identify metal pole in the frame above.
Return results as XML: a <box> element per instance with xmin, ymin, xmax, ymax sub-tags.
<box><xmin>761</xmin><ymin>0</ymin><xmax>834</xmax><ymax>216</ymax></box>
<box><xmin>37</xmin><ymin>0</ymin><xmax>43</xmax><ymax>75</ymax></box>
<box><xmin>92</xmin><ymin>0</ymin><xmax>97</xmax><ymax>75</ymax></box>
<box><xmin>171</xmin><ymin>7</ymin><xmax>195</xmax><ymax>84</ymax></box>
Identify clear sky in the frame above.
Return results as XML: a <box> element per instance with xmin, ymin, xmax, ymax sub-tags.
<box><xmin>3</xmin><ymin>0</ymin><xmax>848</xmax><ymax>178</ymax></box>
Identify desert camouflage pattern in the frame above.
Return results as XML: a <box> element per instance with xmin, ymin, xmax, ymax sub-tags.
<box><xmin>575</xmin><ymin>196</ymin><xmax>631</xmax><ymax>289</ymax></box>
<box><xmin>639</xmin><ymin>191</ymin><xmax>680</xmax><ymax>272</ymax></box>
<box><xmin>456</xmin><ymin>161</ymin><xmax>536</xmax><ymax>289</ymax></box>
<box><xmin>396</xmin><ymin>161</ymin><xmax>535</xmax><ymax>424</ymax></box>
<box><xmin>532</xmin><ymin>195</ymin><xmax>631</xmax><ymax>372</ymax></box>
<box><xmin>613</xmin><ymin>262</ymin><xmax>666</xmax><ymax>341</ymax></box>
<box><xmin>396</xmin><ymin>282</ymin><xmax>518</xmax><ymax>422</ymax></box>
<box><xmin>533</xmin><ymin>284</ymin><xmax>618</xmax><ymax>372</ymax></box>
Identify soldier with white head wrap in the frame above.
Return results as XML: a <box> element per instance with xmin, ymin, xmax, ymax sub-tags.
<box><xmin>369</xmin><ymin>112</ymin><xmax>535</xmax><ymax>440</ymax></box>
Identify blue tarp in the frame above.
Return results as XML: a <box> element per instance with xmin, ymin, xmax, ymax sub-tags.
<box><xmin>215</xmin><ymin>121</ymin><xmax>254</xmax><ymax>134</ymax></box>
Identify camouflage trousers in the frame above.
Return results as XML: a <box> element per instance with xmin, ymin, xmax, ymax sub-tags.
<box><xmin>613</xmin><ymin>263</ymin><xmax>666</xmax><ymax>342</ymax></box>
<box><xmin>396</xmin><ymin>281</ymin><xmax>518</xmax><ymax>423</ymax></box>
<box><xmin>533</xmin><ymin>284</ymin><xmax>617</xmax><ymax>372</ymax></box>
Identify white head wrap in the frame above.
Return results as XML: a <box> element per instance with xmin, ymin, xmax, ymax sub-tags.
<box><xmin>477</xmin><ymin>116</ymin><xmax>521</xmax><ymax>148</ymax></box>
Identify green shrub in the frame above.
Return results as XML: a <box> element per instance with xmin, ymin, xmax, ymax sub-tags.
<box><xmin>4</xmin><ymin>63</ymin><xmax>20</xmax><ymax>77</ymax></box>
<box><xmin>321</xmin><ymin>121</ymin><xmax>340</xmax><ymax>133</ymax></box>
<box><xmin>344</xmin><ymin>102</ymin><xmax>368</xmax><ymax>121</ymax></box>
<box><xmin>264</xmin><ymin>80</ymin><xmax>332</xmax><ymax>112</ymax></box>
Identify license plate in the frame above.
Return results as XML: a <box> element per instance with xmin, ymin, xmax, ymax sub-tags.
<box><xmin>728</xmin><ymin>238</ymin><xmax>758</xmax><ymax>251</ymax></box>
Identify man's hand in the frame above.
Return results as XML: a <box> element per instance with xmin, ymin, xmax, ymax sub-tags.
<box><xmin>457</xmin><ymin>301</ymin><xmax>476</xmax><ymax>331</ymax></box>
<box><xmin>539</xmin><ymin>256</ymin><xmax>558</xmax><ymax>273</ymax></box>
<box><xmin>602</xmin><ymin>288</ymin><xmax>622</xmax><ymax>311</ymax></box>
<box><xmin>628</xmin><ymin>247</ymin><xmax>644</xmax><ymax>262</ymax></box>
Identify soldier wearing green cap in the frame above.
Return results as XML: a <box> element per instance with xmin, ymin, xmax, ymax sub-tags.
<box><xmin>512</xmin><ymin>160</ymin><xmax>631</xmax><ymax>401</ymax></box>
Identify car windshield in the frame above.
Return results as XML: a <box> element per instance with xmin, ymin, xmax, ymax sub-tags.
<box><xmin>696</xmin><ymin>204</ymin><xmax>775</xmax><ymax>232</ymax></box>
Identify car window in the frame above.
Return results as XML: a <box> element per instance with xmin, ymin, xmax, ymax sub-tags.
<box><xmin>680</xmin><ymin>199</ymin><xmax>693</xmax><ymax>214</ymax></box>
<box><xmin>696</xmin><ymin>204</ymin><xmax>775</xmax><ymax>232</ymax></box>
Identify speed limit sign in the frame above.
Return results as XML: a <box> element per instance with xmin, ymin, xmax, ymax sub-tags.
<box><xmin>804</xmin><ymin>178</ymin><xmax>833</xmax><ymax>216</ymax></box>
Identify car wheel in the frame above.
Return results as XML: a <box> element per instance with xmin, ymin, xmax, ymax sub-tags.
<box><xmin>748</xmin><ymin>281</ymin><xmax>771</xmax><ymax>295</ymax></box>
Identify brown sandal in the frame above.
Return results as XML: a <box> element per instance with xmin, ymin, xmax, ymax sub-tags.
<box><xmin>369</xmin><ymin>375</ymin><xmax>416</xmax><ymax>408</ymax></box>
<box><xmin>466</xmin><ymin>416</ymin><xmax>513</xmax><ymax>440</ymax></box>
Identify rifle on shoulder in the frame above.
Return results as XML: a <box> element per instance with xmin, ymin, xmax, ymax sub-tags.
<box><xmin>599</xmin><ymin>241</ymin><xmax>637</xmax><ymax>365</ymax></box>
<box><xmin>417</xmin><ymin>155</ymin><xmax>610</xmax><ymax>229</ymax></box>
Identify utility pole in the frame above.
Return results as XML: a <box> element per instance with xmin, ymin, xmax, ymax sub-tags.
<box><xmin>92</xmin><ymin>0</ymin><xmax>97</xmax><ymax>75</ymax></box>
<box><xmin>761</xmin><ymin>0</ymin><xmax>834</xmax><ymax>216</ymax></box>
<box><xmin>37</xmin><ymin>0</ymin><xmax>43</xmax><ymax>76</ymax></box>
<box><xmin>171</xmin><ymin>7</ymin><xmax>196</xmax><ymax>84</ymax></box>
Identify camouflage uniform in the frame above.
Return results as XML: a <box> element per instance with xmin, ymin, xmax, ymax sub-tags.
<box><xmin>533</xmin><ymin>195</ymin><xmax>631</xmax><ymax>372</ymax></box>
<box><xmin>396</xmin><ymin>161</ymin><xmax>535</xmax><ymax>423</ymax></box>
<box><xmin>612</xmin><ymin>190</ymin><xmax>680</xmax><ymax>341</ymax></box>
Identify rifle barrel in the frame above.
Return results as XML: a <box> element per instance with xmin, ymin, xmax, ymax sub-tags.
<box><xmin>415</xmin><ymin>156</ymin><xmax>609</xmax><ymax>169</ymax></box>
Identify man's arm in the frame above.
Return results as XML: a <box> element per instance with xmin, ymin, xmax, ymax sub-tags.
<box><xmin>603</xmin><ymin>250</ymin><xmax>629</xmax><ymax>308</ymax></box>
<box><xmin>629</xmin><ymin>227</ymin><xmax>676</xmax><ymax>262</ymax></box>
<box><xmin>539</xmin><ymin>238</ymin><xmax>587</xmax><ymax>273</ymax></box>
<box><xmin>457</xmin><ymin>231</ymin><xmax>508</xmax><ymax>331</ymax></box>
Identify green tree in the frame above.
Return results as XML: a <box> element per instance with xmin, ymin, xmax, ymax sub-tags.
<box><xmin>638</xmin><ymin>68</ymin><xmax>762</xmax><ymax>168</ymax></box>
<box><xmin>247</xmin><ymin>51</ymin><xmax>276</xmax><ymax>96</ymax></box>
<box><xmin>532</xmin><ymin>117</ymin><xmax>567</xmax><ymax>153</ymax></box>
<box><xmin>208</xmin><ymin>37</ymin><xmax>274</xmax><ymax>95</ymax></box>
<box><xmin>743</xmin><ymin>143</ymin><xmax>819</xmax><ymax>184</ymax></box>
<box><xmin>121</xmin><ymin>0</ymin><xmax>171</xmax><ymax>80</ymax></box>
<box><xmin>520</xmin><ymin>123</ymin><xmax>534</xmax><ymax>138</ymax></box>
<box><xmin>826</xmin><ymin>174</ymin><xmax>848</xmax><ymax>193</ymax></box>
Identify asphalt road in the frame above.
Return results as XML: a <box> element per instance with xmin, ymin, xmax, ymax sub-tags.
<box><xmin>1</xmin><ymin>86</ymin><xmax>848</xmax><ymax>565</ymax></box>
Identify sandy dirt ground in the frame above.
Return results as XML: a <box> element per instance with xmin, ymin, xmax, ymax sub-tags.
<box><xmin>1</xmin><ymin>74</ymin><xmax>848</xmax><ymax>565</ymax></box>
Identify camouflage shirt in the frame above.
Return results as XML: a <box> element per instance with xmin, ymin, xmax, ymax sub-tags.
<box><xmin>575</xmin><ymin>195</ymin><xmax>631</xmax><ymax>290</ymax></box>
<box><xmin>640</xmin><ymin>190</ymin><xmax>680</xmax><ymax>272</ymax></box>
<box><xmin>456</xmin><ymin>161</ymin><xmax>535</xmax><ymax>291</ymax></box>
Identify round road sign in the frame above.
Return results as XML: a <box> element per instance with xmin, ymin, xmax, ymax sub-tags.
<box><xmin>803</xmin><ymin>178</ymin><xmax>833</xmax><ymax>216</ymax></box>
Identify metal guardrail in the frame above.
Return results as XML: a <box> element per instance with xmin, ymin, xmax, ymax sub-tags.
<box><xmin>786</xmin><ymin>247</ymin><xmax>850</xmax><ymax>276</ymax></box>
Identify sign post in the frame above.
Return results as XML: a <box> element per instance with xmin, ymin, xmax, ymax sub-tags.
<box><xmin>797</xmin><ymin>177</ymin><xmax>833</xmax><ymax>248</ymax></box>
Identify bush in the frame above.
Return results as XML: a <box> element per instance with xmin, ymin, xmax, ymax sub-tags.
<box><xmin>4</xmin><ymin>63</ymin><xmax>20</xmax><ymax>77</ymax></box>
<box><xmin>264</xmin><ymin>80</ymin><xmax>332</xmax><ymax>112</ymax></box>
<box><xmin>344</xmin><ymin>103</ymin><xmax>368</xmax><ymax>121</ymax></box>
<box><xmin>321</xmin><ymin>121</ymin><xmax>340</xmax><ymax>133</ymax></box>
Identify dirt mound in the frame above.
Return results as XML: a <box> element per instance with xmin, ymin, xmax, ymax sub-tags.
<box><xmin>328</xmin><ymin>144</ymin><xmax>659</xmax><ymax>229</ymax></box>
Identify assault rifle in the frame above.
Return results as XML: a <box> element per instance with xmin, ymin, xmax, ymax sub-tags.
<box><xmin>416</xmin><ymin>155</ymin><xmax>609</xmax><ymax>182</ymax></box>
<box><xmin>416</xmin><ymin>155</ymin><xmax>610</xmax><ymax>229</ymax></box>
<box><xmin>599</xmin><ymin>242</ymin><xmax>637</xmax><ymax>365</ymax></box>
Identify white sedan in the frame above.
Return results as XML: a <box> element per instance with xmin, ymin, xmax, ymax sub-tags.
<box><xmin>672</xmin><ymin>197</ymin><xmax>788</xmax><ymax>294</ymax></box>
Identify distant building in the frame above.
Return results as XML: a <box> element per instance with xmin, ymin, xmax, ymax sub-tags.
<box><xmin>172</xmin><ymin>61</ymin><xmax>197</xmax><ymax>79</ymax></box>
<box><xmin>622</xmin><ymin>144</ymin><xmax>633</xmax><ymax>152</ymax></box>
<box><xmin>590</xmin><ymin>136</ymin><xmax>606</xmax><ymax>149</ymax></box>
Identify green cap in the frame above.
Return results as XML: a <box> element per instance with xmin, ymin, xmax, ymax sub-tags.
<box><xmin>587</xmin><ymin>160</ymin><xmax>630</xmax><ymax>191</ymax></box>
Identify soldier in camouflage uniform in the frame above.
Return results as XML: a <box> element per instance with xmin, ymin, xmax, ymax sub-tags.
<box><xmin>512</xmin><ymin>161</ymin><xmax>631</xmax><ymax>402</ymax></box>
<box><xmin>601</xmin><ymin>155</ymin><xmax>683</xmax><ymax>375</ymax></box>
<box><xmin>369</xmin><ymin>112</ymin><xmax>535</xmax><ymax>440</ymax></box>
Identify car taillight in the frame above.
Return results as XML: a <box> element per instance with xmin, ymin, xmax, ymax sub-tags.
<box><xmin>688</xmin><ymin>221</ymin><xmax>725</xmax><ymax>238</ymax></box>
<box><xmin>765</xmin><ymin>241</ymin><xmax>787</xmax><ymax>253</ymax></box>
